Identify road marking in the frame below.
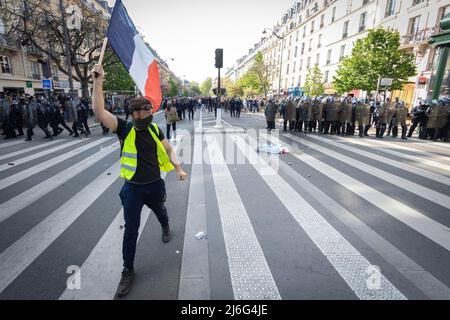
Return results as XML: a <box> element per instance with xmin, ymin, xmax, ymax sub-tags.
<box><xmin>0</xmin><ymin>137</ymin><xmax>114</xmax><ymax>191</ymax></box>
<box><xmin>205</xmin><ymin>133</ymin><xmax>281</xmax><ymax>300</ymax></box>
<box><xmin>352</xmin><ymin>138</ymin><xmax>450</xmax><ymax>164</ymax></box>
<box><xmin>305</xmin><ymin>134</ymin><xmax>450</xmax><ymax>186</ymax></box>
<box><xmin>0</xmin><ymin>160</ymin><xmax>121</xmax><ymax>294</ymax></box>
<box><xmin>58</xmin><ymin>137</ymin><xmax>183</xmax><ymax>300</ymax></box>
<box><xmin>0</xmin><ymin>139</ymin><xmax>88</xmax><ymax>173</ymax></box>
<box><xmin>262</xmin><ymin>140</ymin><xmax>450</xmax><ymax>299</ymax></box>
<box><xmin>0</xmin><ymin>140</ymin><xmax>27</xmax><ymax>149</ymax></box>
<box><xmin>0</xmin><ymin>142</ymin><xmax>119</xmax><ymax>224</ymax></box>
<box><xmin>179</xmin><ymin>111</ymin><xmax>210</xmax><ymax>300</ymax></box>
<box><xmin>284</xmin><ymin>134</ymin><xmax>450</xmax><ymax>210</ymax></box>
<box><xmin>270</xmin><ymin>134</ymin><xmax>450</xmax><ymax>251</ymax></box>
<box><xmin>0</xmin><ymin>140</ymin><xmax>64</xmax><ymax>161</ymax></box>
<box><xmin>334</xmin><ymin>136</ymin><xmax>450</xmax><ymax>172</ymax></box>
<box><xmin>232</xmin><ymin>133</ymin><xmax>406</xmax><ymax>300</ymax></box>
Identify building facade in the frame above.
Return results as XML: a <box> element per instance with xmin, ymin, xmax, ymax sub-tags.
<box><xmin>230</xmin><ymin>0</ymin><xmax>450</xmax><ymax>108</ymax></box>
<box><xmin>0</xmin><ymin>0</ymin><xmax>114</xmax><ymax>97</ymax></box>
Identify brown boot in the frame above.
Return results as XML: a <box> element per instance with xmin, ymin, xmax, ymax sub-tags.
<box><xmin>162</xmin><ymin>225</ymin><xmax>171</xmax><ymax>243</ymax></box>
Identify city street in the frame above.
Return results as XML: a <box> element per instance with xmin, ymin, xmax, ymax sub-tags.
<box><xmin>0</xmin><ymin>109</ymin><xmax>449</xmax><ymax>300</ymax></box>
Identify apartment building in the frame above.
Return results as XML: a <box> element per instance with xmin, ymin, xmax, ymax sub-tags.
<box><xmin>230</xmin><ymin>0</ymin><xmax>450</xmax><ymax>108</ymax></box>
<box><xmin>0</xmin><ymin>0</ymin><xmax>112</xmax><ymax>97</ymax></box>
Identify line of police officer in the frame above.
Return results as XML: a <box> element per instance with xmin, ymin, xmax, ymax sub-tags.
<box><xmin>273</xmin><ymin>96</ymin><xmax>449</xmax><ymax>142</ymax></box>
<box><xmin>0</xmin><ymin>94</ymin><xmax>92</xmax><ymax>141</ymax></box>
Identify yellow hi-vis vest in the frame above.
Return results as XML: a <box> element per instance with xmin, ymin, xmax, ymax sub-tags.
<box><xmin>120</xmin><ymin>123</ymin><xmax>174</xmax><ymax>181</ymax></box>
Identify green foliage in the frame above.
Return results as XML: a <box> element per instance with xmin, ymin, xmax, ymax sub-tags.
<box><xmin>201</xmin><ymin>78</ymin><xmax>213</xmax><ymax>96</ymax></box>
<box><xmin>248</xmin><ymin>51</ymin><xmax>272</xmax><ymax>96</ymax></box>
<box><xmin>168</xmin><ymin>79</ymin><xmax>179</xmax><ymax>97</ymax></box>
<box><xmin>190</xmin><ymin>81</ymin><xmax>202</xmax><ymax>96</ymax></box>
<box><xmin>104</xmin><ymin>51</ymin><xmax>135</xmax><ymax>92</ymax></box>
<box><xmin>333</xmin><ymin>28</ymin><xmax>416</xmax><ymax>94</ymax></box>
<box><xmin>304</xmin><ymin>64</ymin><xmax>324</xmax><ymax>98</ymax></box>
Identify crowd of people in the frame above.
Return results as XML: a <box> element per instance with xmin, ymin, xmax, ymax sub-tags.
<box><xmin>0</xmin><ymin>93</ymin><xmax>93</xmax><ymax>141</ymax></box>
<box><xmin>263</xmin><ymin>96</ymin><xmax>450</xmax><ymax>142</ymax></box>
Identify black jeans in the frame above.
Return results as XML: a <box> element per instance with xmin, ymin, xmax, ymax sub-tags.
<box><xmin>120</xmin><ymin>179</ymin><xmax>169</xmax><ymax>271</ymax></box>
<box><xmin>166</xmin><ymin>122</ymin><xmax>176</xmax><ymax>139</ymax></box>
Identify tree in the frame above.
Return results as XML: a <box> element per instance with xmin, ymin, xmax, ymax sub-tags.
<box><xmin>200</xmin><ymin>78</ymin><xmax>213</xmax><ymax>96</ymax></box>
<box><xmin>248</xmin><ymin>52</ymin><xmax>273</xmax><ymax>96</ymax></box>
<box><xmin>333</xmin><ymin>28</ymin><xmax>416</xmax><ymax>94</ymax></box>
<box><xmin>304</xmin><ymin>64</ymin><xmax>324</xmax><ymax>97</ymax></box>
<box><xmin>1</xmin><ymin>0</ymin><xmax>116</xmax><ymax>97</ymax></box>
<box><xmin>190</xmin><ymin>81</ymin><xmax>202</xmax><ymax>96</ymax></box>
<box><xmin>168</xmin><ymin>79</ymin><xmax>179</xmax><ymax>97</ymax></box>
<box><xmin>104</xmin><ymin>51</ymin><xmax>135</xmax><ymax>92</ymax></box>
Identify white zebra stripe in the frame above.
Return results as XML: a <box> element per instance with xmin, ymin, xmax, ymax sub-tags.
<box><xmin>0</xmin><ymin>137</ymin><xmax>114</xmax><ymax>191</ymax></box>
<box><xmin>0</xmin><ymin>140</ymin><xmax>64</xmax><ymax>161</ymax></box>
<box><xmin>206</xmin><ymin>133</ymin><xmax>281</xmax><ymax>300</ymax></box>
<box><xmin>232</xmin><ymin>133</ymin><xmax>406</xmax><ymax>300</ymax></box>
<box><xmin>0</xmin><ymin>160</ymin><xmax>121</xmax><ymax>294</ymax></box>
<box><xmin>0</xmin><ymin>142</ymin><xmax>119</xmax><ymax>223</ymax></box>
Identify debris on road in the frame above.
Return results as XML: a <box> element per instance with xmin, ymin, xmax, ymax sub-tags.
<box><xmin>257</xmin><ymin>144</ymin><xmax>289</xmax><ymax>155</ymax></box>
<box><xmin>195</xmin><ymin>232</ymin><xmax>205</xmax><ymax>240</ymax></box>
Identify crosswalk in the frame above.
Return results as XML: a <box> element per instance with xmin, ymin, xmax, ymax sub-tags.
<box><xmin>0</xmin><ymin>111</ymin><xmax>449</xmax><ymax>300</ymax></box>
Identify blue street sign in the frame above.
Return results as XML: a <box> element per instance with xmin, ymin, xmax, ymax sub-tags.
<box><xmin>42</xmin><ymin>79</ymin><xmax>53</xmax><ymax>89</ymax></box>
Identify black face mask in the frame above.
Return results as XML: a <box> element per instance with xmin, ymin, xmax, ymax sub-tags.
<box><xmin>132</xmin><ymin>114</ymin><xmax>153</xmax><ymax>131</ymax></box>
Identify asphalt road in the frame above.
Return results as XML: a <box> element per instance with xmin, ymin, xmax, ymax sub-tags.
<box><xmin>0</xmin><ymin>109</ymin><xmax>449</xmax><ymax>300</ymax></box>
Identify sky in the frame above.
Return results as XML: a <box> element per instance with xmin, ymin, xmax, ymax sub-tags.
<box><xmin>106</xmin><ymin>0</ymin><xmax>295</xmax><ymax>84</ymax></box>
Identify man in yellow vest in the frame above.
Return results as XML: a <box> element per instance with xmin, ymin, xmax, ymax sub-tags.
<box><xmin>91</xmin><ymin>64</ymin><xmax>187</xmax><ymax>298</ymax></box>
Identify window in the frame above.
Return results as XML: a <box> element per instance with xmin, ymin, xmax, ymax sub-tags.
<box><xmin>359</xmin><ymin>12</ymin><xmax>367</xmax><ymax>32</ymax></box>
<box><xmin>0</xmin><ymin>55</ymin><xmax>11</xmax><ymax>74</ymax></box>
<box><xmin>385</xmin><ymin>0</ymin><xmax>396</xmax><ymax>17</ymax></box>
<box><xmin>316</xmin><ymin>53</ymin><xmax>320</xmax><ymax>65</ymax></box>
<box><xmin>307</xmin><ymin>57</ymin><xmax>311</xmax><ymax>69</ymax></box>
<box><xmin>339</xmin><ymin>45</ymin><xmax>346</xmax><ymax>61</ymax></box>
<box><xmin>303</xmin><ymin>26</ymin><xmax>306</xmax><ymax>37</ymax></box>
<box><xmin>51</xmin><ymin>65</ymin><xmax>59</xmax><ymax>81</ymax></box>
<box><xmin>301</xmin><ymin>43</ymin><xmax>305</xmax><ymax>55</ymax></box>
<box><xmin>324</xmin><ymin>70</ymin><xmax>329</xmax><ymax>82</ymax></box>
<box><xmin>331</xmin><ymin>7</ymin><xmax>336</xmax><ymax>23</ymax></box>
<box><xmin>289</xmin><ymin>35</ymin><xmax>292</xmax><ymax>46</ymax></box>
<box><xmin>299</xmin><ymin>59</ymin><xmax>303</xmax><ymax>71</ymax></box>
<box><xmin>297</xmin><ymin>75</ymin><xmax>301</xmax><ymax>86</ymax></box>
<box><xmin>320</xmin><ymin>14</ymin><xmax>325</xmax><ymax>28</ymax></box>
<box><xmin>309</xmin><ymin>39</ymin><xmax>313</xmax><ymax>52</ymax></box>
<box><xmin>318</xmin><ymin>34</ymin><xmax>322</xmax><ymax>48</ymax></box>
<box><xmin>292</xmin><ymin>77</ymin><xmax>295</xmax><ymax>87</ymax></box>
<box><xmin>0</xmin><ymin>18</ymin><xmax>5</xmax><ymax>34</ymax></box>
<box><xmin>408</xmin><ymin>16</ymin><xmax>420</xmax><ymax>39</ymax></box>
<box><xmin>296</xmin><ymin>31</ymin><xmax>299</xmax><ymax>41</ymax></box>
<box><xmin>294</xmin><ymin>46</ymin><xmax>298</xmax><ymax>57</ymax></box>
<box><xmin>288</xmin><ymin>49</ymin><xmax>291</xmax><ymax>60</ymax></box>
<box><xmin>286</xmin><ymin>64</ymin><xmax>290</xmax><ymax>74</ymax></box>
<box><xmin>327</xmin><ymin>49</ymin><xmax>332</xmax><ymax>64</ymax></box>
<box><xmin>293</xmin><ymin>61</ymin><xmax>296</xmax><ymax>72</ymax></box>
<box><xmin>31</xmin><ymin>62</ymin><xmax>41</xmax><ymax>79</ymax></box>
<box><xmin>412</xmin><ymin>0</ymin><xmax>423</xmax><ymax>6</ymax></box>
<box><xmin>362</xmin><ymin>0</ymin><xmax>369</xmax><ymax>5</ymax></box>
<box><xmin>343</xmin><ymin>21</ymin><xmax>349</xmax><ymax>38</ymax></box>
<box><xmin>311</xmin><ymin>20</ymin><xmax>315</xmax><ymax>33</ymax></box>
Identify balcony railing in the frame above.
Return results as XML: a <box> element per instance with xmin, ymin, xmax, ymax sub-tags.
<box><xmin>402</xmin><ymin>28</ymin><xmax>435</xmax><ymax>45</ymax></box>
<box><xmin>32</xmin><ymin>73</ymin><xmax>41</xmax><ymax>80</ymax></box>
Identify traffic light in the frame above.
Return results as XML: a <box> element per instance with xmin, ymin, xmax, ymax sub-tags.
<box><xmin>215</xmin><ymin>49</ymin><xmax>223</xmax><ymax>69</ymax></box>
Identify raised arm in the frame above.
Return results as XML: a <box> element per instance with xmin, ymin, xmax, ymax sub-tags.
<box><xmin>91</xmin><ymin>64</ymin><xmax>118</xmax><ymax>132</ymax></box>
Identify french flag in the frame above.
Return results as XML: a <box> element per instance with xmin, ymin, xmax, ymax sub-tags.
<box><xmin>107</xmin><ymin>0</ymin><xmax>162</xmax><ymax>111</ymax></box>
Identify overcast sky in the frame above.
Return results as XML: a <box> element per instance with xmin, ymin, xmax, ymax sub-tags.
<box><xmin>106</xmin><ymin>0</ymin><xmax>295</xmax><ymax>84</ymax></box>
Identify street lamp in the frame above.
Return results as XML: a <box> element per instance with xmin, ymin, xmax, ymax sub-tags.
<box><xmin>263</xmin><ymin>28</ymin><xmax>285</xmax><ymax>98</ymax></box>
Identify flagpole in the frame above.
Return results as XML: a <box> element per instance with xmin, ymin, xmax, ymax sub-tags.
<box><xmin>95</xmin><ymin>37</ymin><xmax>108</xmax><ymax>79</ymax></box>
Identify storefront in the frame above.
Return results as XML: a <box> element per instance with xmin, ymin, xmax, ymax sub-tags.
<box><xmin>428</xmin><ymin>13</ymin><xmax>450</xmax><ymax>100</ymax></box>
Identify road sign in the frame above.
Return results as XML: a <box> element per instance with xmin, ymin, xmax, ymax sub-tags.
<box><xmin>42</xmin><ymin>79</ymin><xmax>53</xmax><ymax>89</ymax></box>
<box><xmin>26</xmin><ymin>81</ymin><xmax>33</xmax><ymax>88</ymax></box>
<box><xmin>380</xmin><ymin>78</ymin><xmax>393</xmax><ymax>86</ymax></box>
